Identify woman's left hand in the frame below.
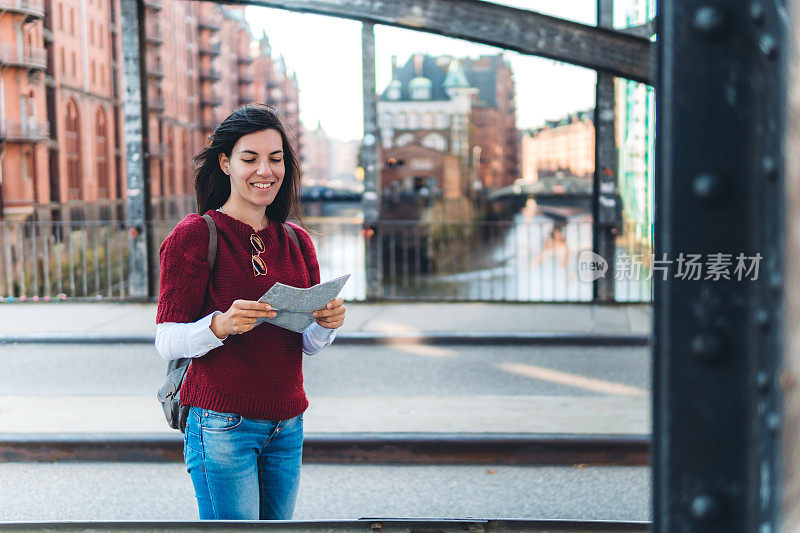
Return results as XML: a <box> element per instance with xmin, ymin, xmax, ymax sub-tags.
<box><xmin>313</xmin><ymin>298</ymin><xmax>346</xmax><ymax>329</ymax></box>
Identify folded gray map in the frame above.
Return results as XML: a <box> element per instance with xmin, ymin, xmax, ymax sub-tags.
<box><xmin>255</xmin><ymin>274</ymin><xmax>351</xmax><ymax>333</ymax></box>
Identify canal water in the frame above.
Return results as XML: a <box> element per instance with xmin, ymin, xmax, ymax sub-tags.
<box><xmin>305</xmin><ymin>201</ymin><xmax>651</xmax><ymax>303</ymax></box>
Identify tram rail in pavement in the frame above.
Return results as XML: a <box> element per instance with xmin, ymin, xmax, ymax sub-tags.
<box><xmin>0</xmin><ymin>519</ymin><xmax>651</xmax><ymax>532</ymax></box>
<box><xmin>0</xmin><ymin>432</ymin><xmax>649</xmax><ymax>465</ymax></box>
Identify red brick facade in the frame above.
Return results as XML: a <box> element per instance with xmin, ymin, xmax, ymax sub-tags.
<box><xmin>0</xmin><ymin>0</ymin><xmax>300</xmax><ymax>223</ymax></box>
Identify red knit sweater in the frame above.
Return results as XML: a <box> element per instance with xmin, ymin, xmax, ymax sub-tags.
<box><xmin>156</xmin><ymin>209</ymin><xmax>319</xmax><ymax>420</ymax></box>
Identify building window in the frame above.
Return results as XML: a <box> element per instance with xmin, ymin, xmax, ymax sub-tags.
<box><xmin>95</xmin><ymin>108</ymin><xmax>108</xmax><ymax>198</ymax></box>
<box><xmin>89</xmin><ymin>20</ymin><xmax>94</xmax><ymax>45</ymax></box>
<box><xmin>71</xmin><ymin>52</ymin><xmax>76</xmax><ymax>77</ymax></box>
<box><xmin>408</xmin><ymin>112</ymin><xmax>420</xmax><ymax>129</ymax></box>
<box><xmin>411</xmin><ymin>86</ymin><xmax>430</xmax><ymax>100</ymax></box>
<box><xmin>58</xmin><ymin>3</ymin><xmax>63</xmax><ymax>30</ymax></box>
<box><xmin>70</xmin><ymin>8</ymin><xmax>74</xmax><ymax>34</ymax></box>
<box><xmin>183</xmin><ymin>131</ymin><xmax>191</xmax><ymax>193</ymax></box>
<box><xmin>422</xmin><ymin>112</ymin><xmax>433</xmax><ymax>129</ymax></box>
<box><xmin>436</xmin><ymin>113</ymin><xmax>449</xmax><ymax>129</ymax></box>
<box><xmin>422</xmin><ymin>133</ymin><xmax>447</xmax><ymax>152</ymax></box>
<box><xmin>90</xmin><ymin>60</ymin><xmax>95</xmax><ymax>84</ymax></box>
<box><xmin>60</xmin><ymin>47</ymin><xmax>65</xmax><ymax>74</ymax></box>
<box><xmin>165</xmin><ymin>128</ymin><xmax>174</xmax><ymax>196</ymax></box>
<box><xmin>395</xmin><ymin>133</ymin><xmax>415</xmax><ymax>147</ymax></box>
<box><xmin>395</xmin><ymin>113</ymin><xmax>407</xmax><ymax>129</ymax></box>
<box><xmin>66</xmin><ymin>99</ymin><xmax>81</xmax><ymax>200</ymax></box>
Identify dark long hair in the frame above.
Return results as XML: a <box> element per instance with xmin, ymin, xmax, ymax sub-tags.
<box><xmin>193</xmin><ymin>104</ymin><xmax>303</xmax><ymax>225</ymax></box>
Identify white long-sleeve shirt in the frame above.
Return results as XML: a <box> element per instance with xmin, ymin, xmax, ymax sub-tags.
<box><xmin>155</xmin><ymin>311</ymin><xmax>337</xmax><ymax>361</ymax></box>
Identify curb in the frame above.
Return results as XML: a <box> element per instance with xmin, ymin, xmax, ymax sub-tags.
<box><xmin>0</xmin><ymin>433</ymin><xmax>650</xmax><ymax>465</ymax></box>
<box><xmin>0</xmin><ymin>332</ymin><xmax>650</xmax><ymax>346</ymax></box>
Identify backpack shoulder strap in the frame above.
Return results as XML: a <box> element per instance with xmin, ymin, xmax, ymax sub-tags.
<box><xmin>282</xmin><ymin>222</ymin><xmax>300</xmax><ymax>250</ymax></box>
<box><xmin>202</xmin><ymin>213</ymin><xmax>217</xmax><ymax>271</ymax></box>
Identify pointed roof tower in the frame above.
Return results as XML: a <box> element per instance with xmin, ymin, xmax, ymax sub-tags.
<box><xmin>443</xmin><ymin>58</ymin><xmax>469</xmax><ymax>95</ymax></box>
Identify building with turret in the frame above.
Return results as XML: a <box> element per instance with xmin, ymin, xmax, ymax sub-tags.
<box><xmin>377</xmin><ymin>53</ymin><xmax>518</xmax><ymax>198</ymax></box>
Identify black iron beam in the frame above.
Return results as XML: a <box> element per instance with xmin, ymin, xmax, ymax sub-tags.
<box><xmin>213</xmin><ymin>0</ymin><xmax>653</xmax><ymax>84</ymax></box>
<box><xmin>0</xmin><ymin>433</ymin><xmax>649</xmax><ymax>465</ymax></box>
<box><xmin>654</xmin><ymin>1</ymin><xmax>785</xmax><ymax>531</ymax></box>
<box><xmin>592</xmin><ymin>0</ymin><xmax>619</xmax><ymax>303</ymax></box>
<box><xmin>361</xmin><ymin>22</ymin><xmax>382</xmax><ymax>300</ymax></box>
<box><xmin>121</xmin><ymin>0</ymin><xmax>153</xmax><ymax>298</ymax></box>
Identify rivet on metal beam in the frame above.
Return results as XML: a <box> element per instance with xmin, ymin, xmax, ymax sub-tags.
<box><xmin>693</xmin><ymin>173</ymin><xmax>728</xmax><ymax>205</ymax></box>
<box><xmin>692</xmin><ymin>6</ymin><xmax>727</xmax><ymax>41</ymax></box>
<box><xmin>755</xmin><ymin>309</ymin><xmax>771</xmax><ymax>330</ymax></box>
<box><xmin>691</xmin><ymin>331</ymin><xmax>726</xmax><ymax>363</ymax></box>
<box><xmin>691</xmin><ymin>493</ymin><xmax>724</xmax><ymax>523</ymax></box>
<box><xmin>749</xmin><ymin>2</ymin><xmax>765</xmax><ymax>25</ymax></box>
<box><xmin>769</xmin><ymin>272</ymin><xmax>782</xmax><ymax>295</ymax></box>
<box><xmin>759</xmin><ymin>34</ymin><xmax>778</xmax><ymax>59</ymax></box>
<box><xmin>756</xmin><ymin>371</ymin><xmax>770</xmax><ymax>392</ymax></box>
<box><xmin>766</xmin><ymin>412</ymin><xmax>780</xmax><ymax>432</ymax></box>
<box><xmin>763</xmin><ymin>156</ymin><xmax>778</xmax><ymax>181</ymax></box>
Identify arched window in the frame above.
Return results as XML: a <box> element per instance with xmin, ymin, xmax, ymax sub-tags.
<box><xmin>95</xmin><ymin>107</ymin><xmax>108</xmax><ymax>198</ymax></box>
<box><xmin>422</xmin><ymin>112</ymin><xmax>433</xmax><ymax>129</ymax></box>
<box><xmin>395</xmin><ymin>133</ymin><xmax>415</xmax><ymax>147</ymax></box>
<box><xmin>422</xmin><ymin>133</ymin><xmax>447</xmax><ymax>152</ymax></box>
<box><xmin>408</xmin><ymin>112</ymin><xmax>420</xmax><ymax>129</ymax></box>
<box><xmin>395</xmin><ymin>113</ymin><xmax>407</xmax><ymax>129</ymax></box>
<box><xmin>66</xmin><ymin>99</ymin><xmax>81</xmax><ymax>199</ymax></box>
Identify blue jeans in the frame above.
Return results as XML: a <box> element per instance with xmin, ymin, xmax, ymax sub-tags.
<box><xmin>184</xmin><ymin>406</ymin><xmax>304</xmax><ymax>520</ymax></box>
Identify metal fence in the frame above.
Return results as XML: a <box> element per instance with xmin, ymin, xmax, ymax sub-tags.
<box><xmin>0</xmin><ymin>217</ymin><xmax>652</xmax><ymax>303</ymax></box>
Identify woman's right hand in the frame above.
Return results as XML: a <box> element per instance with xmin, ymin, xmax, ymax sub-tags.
<box><xmin>210</xmin><ymin>300</ymin><xmax>276</xmax><ymax>339</ymax></box>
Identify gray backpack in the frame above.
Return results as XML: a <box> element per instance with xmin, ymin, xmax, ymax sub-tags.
<box><xmin>157</xmin><ymin>214</ymin><xmax>300</xmax><ymax>432</ymax></box>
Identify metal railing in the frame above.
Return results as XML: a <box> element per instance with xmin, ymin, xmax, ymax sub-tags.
<box><xmin>0</xmin><ymin>218</ymin><xmax>652</xmax><ymax>303</ymax></box>
<box><xmin>0</xmin><ymin>43</ymin><xmax>46</xmax><ymax>70</ymax></box>
<box><xmin>149</xmin><ymin>97</ymin><xmax>165</xmax><ymax>112</ymax></box>
<box><xmin>0</xmin><ymin>118</ymin><xmax>49</xmax><ymax>140</ymax></box>
<box><xmin>0</xmin><ymin>220</ymin><xmax>131</xmax><ymax>301</ymax></box>
<box><xmin>199</xmin><ymin>41</ymin><xmax>222</xmax><ymax>56</ymax></box>
<box><xmin>0</xmin><ymin>0</ymin><xmax>44</xmax><ymax>18</ymax></box>
<box><xmin>200</xmin><ymin>67</ymin><xmax>222</xmax><ymax>81</ymax></box>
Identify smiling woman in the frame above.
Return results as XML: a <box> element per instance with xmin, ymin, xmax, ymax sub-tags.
<box><xmin>193</xmin><ymin>104</ymin><xmax>303</xmax><ymax>227</ymax></box>
<box><xmin>155</xmin><ymin>104</ymin><xmax>347</xmax><ymax>521</ymax></box>
<box><xmin>217</xmin><ymin>129</ymin><xmax>287</xmax><ymax>228</ymax></box>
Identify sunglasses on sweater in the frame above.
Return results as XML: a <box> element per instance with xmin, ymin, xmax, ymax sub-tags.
<box><xmin>251</xmin><ymin>234</ymin><xmax>267</xmax><ymax>276</ymax></box>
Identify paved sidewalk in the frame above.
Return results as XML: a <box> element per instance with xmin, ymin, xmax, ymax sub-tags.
<box><xmin>0</xmin><ymin>301</ymin><xmax>652</xmax><ymax>342</ymax></box>
<box><xmin>0</xmin><ymin>302</ymin><xmax>652</xmax><ymax>457</ymax></box>
<box><xmin>0</xmin><ymin>395</ymin><xmax>650</xmax><ymax>436</ymax></box>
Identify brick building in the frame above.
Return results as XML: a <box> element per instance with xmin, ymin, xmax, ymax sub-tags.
<box><xmin>460</xmin><ymin>54</ymin><xmax>519</xmax><ymax>189</ymax></box>
<box><xmin>0</xmin><ymin>0</ymin><xmax>300</xmax><ymax>223</ymax></box>
<box><xmin>520</xmin><ymin>109</ymin><xmax>594</xmax><ymax>182</ymax></box>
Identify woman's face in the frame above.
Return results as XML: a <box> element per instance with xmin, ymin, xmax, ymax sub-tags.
<box><xmin>219</xmin><ymin>128</ymin><xmax>286</xmax><ymax>209</ymax></box>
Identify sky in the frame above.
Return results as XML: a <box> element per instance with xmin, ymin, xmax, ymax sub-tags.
<box><xmin>244</xmin><ymin>1</ymin><xmax>640</xmax><ymax>141</ymax></box>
